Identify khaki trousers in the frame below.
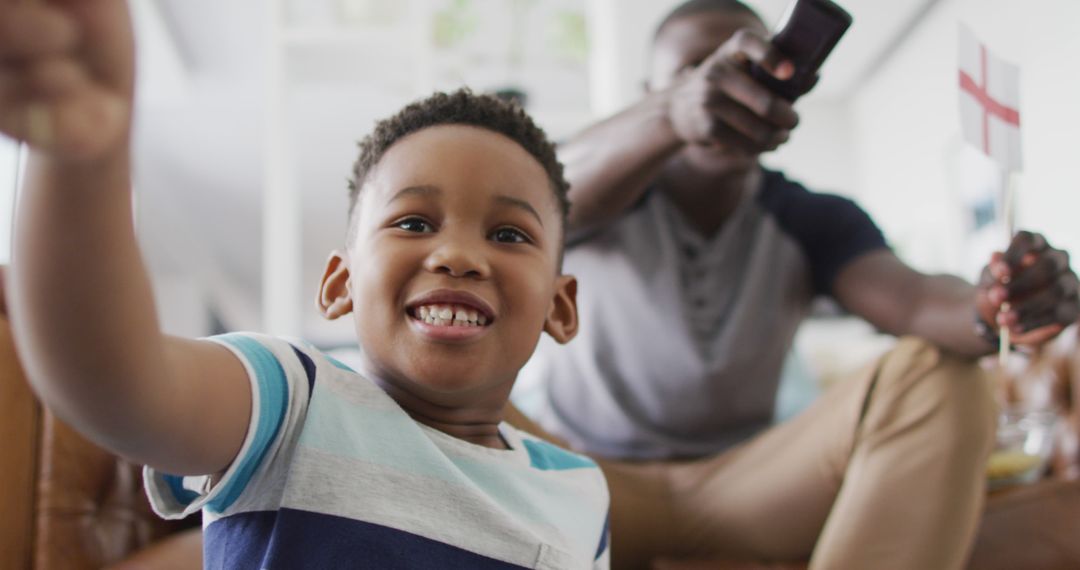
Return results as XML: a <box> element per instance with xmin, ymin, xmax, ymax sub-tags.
<box><xmin>512</xmin><ymin>337</ymin><xmax>998</xmax><ymax>570</ymax></box>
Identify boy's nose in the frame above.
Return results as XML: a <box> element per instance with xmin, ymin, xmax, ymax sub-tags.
<box><xmin>423</xmin><ymin>239</ymin><xmax>490</xmax><ymax>279</ymax></box>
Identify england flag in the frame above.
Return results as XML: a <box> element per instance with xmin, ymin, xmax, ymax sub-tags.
<box><xmin>958</xmin><ymin>24</ymin><xmax>1022</xmax><ymax>173</ymax></box>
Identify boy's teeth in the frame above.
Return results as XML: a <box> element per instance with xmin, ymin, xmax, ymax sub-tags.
<box><xmin>413</xmin><ymin>303</ymin><xmax>488</xmax><ymax>327</ymax></box>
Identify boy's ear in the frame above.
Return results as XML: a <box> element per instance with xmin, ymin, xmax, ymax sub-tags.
<box><xmin>318</xmin><ymin>250</ymin><xmax>353</xmax><ymax>320</ymax></box>
<box><xmin>543</xmin><ymin>274</ymin><xmax>579</xmax><ymax>344</ymax></box>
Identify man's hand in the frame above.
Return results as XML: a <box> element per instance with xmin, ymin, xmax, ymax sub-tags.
<box><xmin>977</xmin><ymin>231</ymin><xmax>1080</xmax><ymax>347</ymax></box>
<box><xmin>666</xmin><ymin>28</ymin><xmax>801</xmax><ymax>156</ymax></box>
<box><xmin>0</xmin><ymin>0</ymin><xmax>134</xmax><ymax>162</ymax></box>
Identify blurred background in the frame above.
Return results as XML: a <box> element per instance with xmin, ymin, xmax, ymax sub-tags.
<box><xmin>0</xmin><ymin>0</ymin><xmax>1077</xmax><ymax>359</ymax></box>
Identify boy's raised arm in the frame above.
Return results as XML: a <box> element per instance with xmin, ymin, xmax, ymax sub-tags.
<box><xmin>1</xmin><ymin>0</ymin><xmax>251</xmax><ymax>477</ymax></box>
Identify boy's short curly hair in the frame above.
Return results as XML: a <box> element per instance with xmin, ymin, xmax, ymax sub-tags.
<box><xmin>347</xmin><ymin>89</ymin><xmax>570</xmax><ymax>226</ymax></box>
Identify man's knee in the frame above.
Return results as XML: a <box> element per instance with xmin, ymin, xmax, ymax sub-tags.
<box><xmin>868</xmin><ymin>336</ymin><xmax>998</xmax><ymax>454</ymax></box>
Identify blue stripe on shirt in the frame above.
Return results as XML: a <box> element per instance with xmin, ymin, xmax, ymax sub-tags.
<box><xmin>595</xmin><ymin>512</ymin><xmax>609</xmax><ymax>559</ymax></box>
<box><xmin>290</xmin><ymin>345</ymin><xmax>317</xmax><ymax>393</ymax></box>
<box><xmin>206</xmin><ymin>334</ymin><xmax>290</xmax><ymax>513</ymax></box>
<box><xmin>204</xmin><ymin>508</ymin><xmax>530</xmax><ymax>569</ymax></box>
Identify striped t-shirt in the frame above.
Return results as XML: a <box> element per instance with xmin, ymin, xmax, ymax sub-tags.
<box><xmin>144</xmin><ymin>333</ymin><xmax>610</xmax><ymax>569</ymax></box>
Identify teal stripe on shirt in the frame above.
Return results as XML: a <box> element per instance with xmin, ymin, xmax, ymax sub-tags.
<box><xmin>523</xmin><ymin>439</ymin><xmax>597</xmax><ymax>471</ymax></box>
<box><xmin>205</xmin><ymin>334</ymin><xmax>290</xmax><ymax>513</ymax></box>
<box><xmin>325</xmin><ymin>355</ymin><xmax>355</xmax><ymax>372</ymax></box>
<box><xmin>162</xmin><ymin>473</ymin><xmax>200</xmax><ymax>506</ymax></box>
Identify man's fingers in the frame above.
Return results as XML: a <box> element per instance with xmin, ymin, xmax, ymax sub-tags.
<box><xmin>977</xmin><ymin>263</ymin><xmax>1010</xmax><ymax>308</ymax></box>
<box><xmin>1003</xmin><ymin>230</ymin><xmax>1049</xmax><ymax>268</ymax></box>
<box><xmin>707</xmin><ymin>64</ymin><xmax>799</xmax><ymax>129</ymax></box>
<box><xmin>1005</xmin><ymin>249</ymin><xmax>1072</xmax><ymax>299</ymax></box>
<box><xmin>1008</xmin><ymin>279</ymin><xmax>1079</xmax><ymax>329</ymax></box>
<box><xmin>1010</xmin><ymin>299</ymin><xmax>1079</xmax><ymax>334</ymax></box>
<box><xmin>1011</xmin><ymin>324</ymin><xmax>1065</xmax><ymax>347</ymax></box>
<box><xmin>720</xmin><ymin>28</ymin><xmax>794</xmax><ymax>81</ymax></box>
<box><xmin>772</xmin><ymin>98</ymin><xmax>799</xmax><ymax>130</ymax></box>
<box><xmin>702</xmin><ymin>27</ymin><xmax>799</xmax><ymax>128</ymax></box>
<box><xmin>704</xmin><ymin>94</ymin><xmax>789</xmax><ymax>150</ymax></box>
<box><xmin>0</xmin><ymin>4</ymin><xmax>79</xmax><ymax>59</ymax></box>
<box><xmin>704</xmin><ymin>119</ymin><xmax>761</xmax><ymax>156</ymax></box>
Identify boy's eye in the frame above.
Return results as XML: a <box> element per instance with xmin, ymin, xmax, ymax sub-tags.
<box><xmin>491</xmin><ymin>227</ymin><xmax>530</xmax><ymax>244</ymax></box>
<box><xmin>395</xmin><ymin>218</ymin><xmax>434</xmax><ymax>233</ymax></box>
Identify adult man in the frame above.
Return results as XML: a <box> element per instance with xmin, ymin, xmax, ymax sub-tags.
<box><xmin>520</xmin><ymin>1</ymin><xmax>1080</xmax><ymax>568</ymax></box>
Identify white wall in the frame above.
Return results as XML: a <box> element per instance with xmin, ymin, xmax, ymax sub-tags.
<box><xmin>849</xmin><ymin>0</ymin><xmax>1080</xmax><ymax>278</ymax></box>
<box><xmin>764</xmin><ymin>99</ymin><xmax>858</xmax><ymax>196</ymax></box>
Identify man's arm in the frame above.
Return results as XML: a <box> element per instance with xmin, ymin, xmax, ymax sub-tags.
<box><xmin>2</xmin><ymin>0</ymin><xmax>250</xmax><ymax>477</ymax></box>
<box><xmin>832</xmin><ymin>251</ymin><xmax>991</xmax><ymax>356</ymax></box>
<box><xmin>833</xmin><ymin>232</ymin><xmax>1079</xmax><ymax>357</ymax></box>
<box><xmin>560</xmin><ymin>29</ymin><xmax>799</xmax><ymax>236</ymax></box>
<box><xmin>558</xmin><ymin>92</ymin><xmax>680</xmax><ymax>236</ymax></box>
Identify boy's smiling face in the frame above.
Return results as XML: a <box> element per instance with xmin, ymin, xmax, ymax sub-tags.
<box><xmin>319</xmin><ymin>124</ymin><xmax>577</xmax><ymax>411</ymax></box>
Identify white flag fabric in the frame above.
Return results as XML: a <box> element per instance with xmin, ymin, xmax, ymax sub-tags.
<box><xmin>958</xmin><ymin>24</ymin><xmax>1022</xmax><ymax>172</ymax></box>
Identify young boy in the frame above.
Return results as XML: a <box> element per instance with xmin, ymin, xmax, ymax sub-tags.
<box><xmin>1</xmin><ymin>2</ymin><xmax>609</xmax><ymax>568</ymax></box>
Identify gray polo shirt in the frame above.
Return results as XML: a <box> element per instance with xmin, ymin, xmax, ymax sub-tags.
<box><xmin>524</xmin><ymin>170</ymin><xmax>888</xmax><ymax>460</ymax></box>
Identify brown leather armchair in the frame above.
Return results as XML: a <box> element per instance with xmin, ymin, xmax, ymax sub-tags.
<box><xmin>0</xmin><ymin>267</ymin><xmax>200</xmax><ymax>570</ymax></box>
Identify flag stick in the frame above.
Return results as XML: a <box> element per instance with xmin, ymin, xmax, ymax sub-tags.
<box><xmin>999</xmin><ymin>170</ymin><xmax>1017</xmax><ymax>366</ymax></box>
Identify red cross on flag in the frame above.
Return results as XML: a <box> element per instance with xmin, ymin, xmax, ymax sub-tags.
<box><xmin>958</xmin><ymin>25</ymin><xmax>1022</xmax><ymax>172</ymax></box>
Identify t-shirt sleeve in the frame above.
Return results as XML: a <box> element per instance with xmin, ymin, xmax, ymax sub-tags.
<box><xmin>760</xmin><ymin>176</ymin><xmax>889</xmax><ymax>296</ymax></box>
<box><xmin>143</xmin><ymin>332</ymin><xmax>315</xmax><ymax>520</ymax></box>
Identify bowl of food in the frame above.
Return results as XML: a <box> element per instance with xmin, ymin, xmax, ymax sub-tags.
<box><xmin>986</xmin><ymin>407</ymin><xmax>1058</xmax><ymax>489</ymax></box>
